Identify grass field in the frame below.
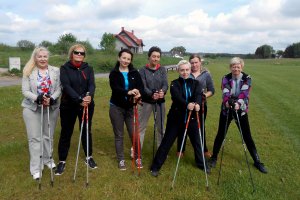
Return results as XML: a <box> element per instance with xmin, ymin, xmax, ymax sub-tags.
<box><xmin>0</xmin><ymin>58</ymin><xmax>299</xmax><ymax>199</ymax></box>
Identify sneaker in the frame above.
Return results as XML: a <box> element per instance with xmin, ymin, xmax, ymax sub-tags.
<box><xmin>33</xmin><ymin>172</ymin><xmax>41</xmax><ymax>180</ymax></box>
<box><xmin>54</xmin><ymin>161</ymin><xmax>66</xmax><ymax>175</ymax></box>
<box><xmin>118</xmin><ymin>160</ymin><xmax>126</xmax><ymax>171</ymax></box>
<box><xmin>204</xmin><ymin>151</ymin><xmax>212</xmax><ymax>158</ymax></box>
<box><xmin>209</xmin><ymin>157</ymin><xmax>217</xmax><ymax>168</ymax></box>
<box><xmin>136</xmin><ymin>158</ymin><xmax>143</xmax><ymax>169</ymax></box>
<box><xmin>150</xmin><ymin>170</ymin><xmax>159</xmax><ymax>177</ymax></box>
<box><xmin>130</xmin><ymin>147</ymin><xmax>134</xmax><ymax>159</ymax></box>
<box><xmin>45</xmin><ymin>161</ymin><xmax>56</xmax><ymax>169</ymax></box>
<box><xmin>200</xmin><ymin>165</ymin><xmax>211</xmax><ymax>174</ymax></box>
<box><xmin>254</xmin><ymin>162</ymin><xmax>268</xmax><ymax>174</ymax></box>
<box><xmin>176</xmin><ymin>152</ymin><xmax>184</xmax><ymax>158</ymax></box>
<box><xmin>85</xmin><ymin>157</ymin><xmax>98</xmax><ymax>169</ymax></box>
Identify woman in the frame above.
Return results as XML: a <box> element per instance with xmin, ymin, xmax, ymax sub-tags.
<box><xmin>22</xmin><ymin>47</ymin><xmax>61</xmax><ymax>180</ymax></box>
<box><xmin>209</xmin><ymin>57</ymin><xmax>267</xmax><ymax>173</ymax></box>
<box><xmin>109</xmin><ymin>48</ymin><xmax>144</xmax><ymax>170</ymax></box>
<box><xmin>177</xmin><ymin>54</ymin><xmax>215</xmax><ymax>158</ymax></box>
<box><xmin>55</xmin><ymin>44</ymin><xmax>97</xmax><ymax>175</ymax></box>
<box><xmin>138</xmin><ymin>46</ymin><xmax>168</xmax><ymax>163</ymax></box>
<box><xmin>150</xmin><ymin>60</ymin><xmax>209</xmax><ymax>177</ymax></box>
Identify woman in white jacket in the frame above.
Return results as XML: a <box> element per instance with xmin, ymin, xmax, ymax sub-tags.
<box><xmin>22</xmin><ymin>47</ymin><xmax>61</xmax><ymax>180</ymax></box>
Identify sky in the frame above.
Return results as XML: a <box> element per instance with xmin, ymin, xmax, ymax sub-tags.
<box><xmin>0</xmin><ymin>0</ymin><xmax>300</xmax><ymax>54</ymax></box>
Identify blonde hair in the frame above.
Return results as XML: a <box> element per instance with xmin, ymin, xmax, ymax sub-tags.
<box><xmin>177</xmin><ymin>60</ymin><xmax>191</xmax><ymax>70</ymax></box>
<box><xmin>23</xmin><ymin>46</ymin><xmax>49</xmax><ymax>77</ymax></box>
<box><xmin>68</xmin><ymin>44</ymin><xmax>86</xmax><ymax>60</ymax></box>
<box><xmin>230</xmin><ymin>57</ymin><xmax>244</xmax><ymax>67</ymax></box>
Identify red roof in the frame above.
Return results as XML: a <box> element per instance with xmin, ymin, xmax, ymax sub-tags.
<box><xmin>115</xmin><ymin>27</ymin><xmax>144</xmax><ymax>47</ymax></box>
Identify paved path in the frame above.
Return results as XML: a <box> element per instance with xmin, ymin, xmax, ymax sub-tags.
<box><xmin>0</xmin><ymin>65</ymin><xmax>177</xmax><ymax>87</ymax></box>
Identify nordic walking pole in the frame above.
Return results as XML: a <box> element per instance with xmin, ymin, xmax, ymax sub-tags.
<box><xmin>234</xmin><ymin>110</ymin><xmax>255</xmax><ymax>192</ymax></box>
<box><xmin>196</xmin><ymin>111</ymin><xmax>209</xmax><ymax>190</ymax></box>
<box><xmin>85</xmin><ymin>104</ymin><xmax>89</xmax><ymax>187</ymax></box>
<box><xmin>217</xmin><ymin>109</ymin><xmax>230</xmax><ymax>185</ymax></box>
<box><xmin>135</xmin><ymin>104</ymin><xmax>141</xmax><ymax>176</ymax></box>
<box><xmin>47</xmin><ymin>106</ymin><xmax>54</xmax><ymax>187</ymax></box>
<box><xmin>152</xmin><ymin>102</ymin><xmax>158</xmax><ymax>161</ymax></box>
<box><xmin>38</xmin><ymin>104</ymin><xmax>44</xmax><ymax>190</ymax></box>
<box><xmin>73</xmin><ymin>106</ymin><xmax>86</xmax><ymax>182</ymax></box>
<box><xmin>201</xmin><ymin>92</ymin><xmax>206</xmax><ymax>149</ymax></box>
<box><xmin>171</xmin><ymin>110</ymin><xmax>192</xmax><ymax>189</ymax></box>
<box><xmin>73</xmin><ymin>92</ymin><xmax>89</xmax><ymax>183</ymax></box>
<box><xmin>131</xmin><ymin>103</ymin><xmax>136</xmax><ymax>174</ymax></box>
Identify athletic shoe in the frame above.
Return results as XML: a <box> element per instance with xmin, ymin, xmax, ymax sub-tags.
<box><xmin>54</xmin><ymin>161</ymin><xmax>66</xmax><ymax>175</ymax></box>
<box><xmin>150</xmin><ymin>170</ymin><xmax>159</xmax><ymax>177</ymax></box>
<box><xmin>254</xmin><ymin>162</ymin><xmax>268</xmax><ymax>174</ymax></box>
<box><xmin>176</xmin><ymin>152</ymin><xmax>184</xmax><ymax>158</ymax></box>
<box><xmin>45</xmin><ymin>161</ymin><xmax>56</xmax><ymax>169</ymax></box>
<box><xmin>208</xmin><ymin>157</ymin><xmax>217</xmax><ymax>168</ymax></box>
<box><xmin>118</xmin><ymin>160</ymin><xmax>126</xmax><ymax>171</ymax></box>
<box><xmin>33</xmin><ymin>172</ymin><xmax>41</xmax><ymax>180</ymax></box>
<box><xmin>85</xmin><ymin>157</ymin><xmax>98</xmax><ymax>169</ymax></box>
<box><xmin>200</xmin><ymin>165</ymin><xmax>211</xmax><ymax>174</ymax></box>
<box><xmin>136</xmin><ymin>158</ymin><xmax>143</xmax><ymax>169</ymax></box>
<box><xmin>130</xmin><ymin>147</ymin><xmax>134</xmax><ymax>159</ymax></box>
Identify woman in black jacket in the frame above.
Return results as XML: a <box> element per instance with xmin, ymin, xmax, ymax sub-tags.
<box><xmin>150</xmin><ymin>60</ymin><xmax>210</xmax><ymax>177</ymax></box>
<box><xmin>109</xmin><ymin>49</ymin><xmax>144</xmax><ymax>170</ymax></box>
<box><xmin>55</xmin><ymin>44</ymin><xmax>97</xmax><ymax>175</ymax></box>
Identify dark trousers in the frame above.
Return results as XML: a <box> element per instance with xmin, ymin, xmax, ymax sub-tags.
<box><xmin>177</xmin><ymin>104</ymin><xmax>208</xmax><ymax>152</ymax></box>
<box><xmin>151</xmin><ymin>111</ymin><xmax>205</xmax><ymax>172</ymax></box>
<box><xmin>212</xmin><ymin>110</ymin><xmax>260</xmax><ymax>163</ymax></box>
<box><xmin>58</xmin><ymin>104</ymin><xmax>94</xmax><ymax>161</ymax></box>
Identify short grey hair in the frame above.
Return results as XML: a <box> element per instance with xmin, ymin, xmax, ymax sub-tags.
<box><xmin>177</xmin><ymin>60</ymin><xmax>191</xmax><ymax>69</ymax></box>
<box><xmin>230</xmin><ymin>57</ymin><xmax>244</xmax><ymax>66</ymax></box>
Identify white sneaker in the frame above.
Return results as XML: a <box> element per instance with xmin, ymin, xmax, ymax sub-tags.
<box><xmin>33</xmin><ymin>172</ymin><xmax>41</xmax><ymax>180</ymax></box>
<box><xmin>45</xmin><ymin>161</ymin><xmax>56</xmax><ymax>169</ymax></box>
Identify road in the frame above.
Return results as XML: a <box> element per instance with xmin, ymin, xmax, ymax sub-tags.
<box><xmin>0</xmin><ymin>65</ymin><xmax>177</xmax><ymax>87</ymax></box>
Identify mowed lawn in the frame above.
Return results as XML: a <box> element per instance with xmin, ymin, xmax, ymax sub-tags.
<box><xmin>0</xmin><ymin>58</ymin><xmax>299</xmax><ymax>200</ymax></box>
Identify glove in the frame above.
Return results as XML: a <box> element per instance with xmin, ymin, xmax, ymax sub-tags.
<box><xmin>228</xmin><ymin>98</ymin><xmax>236</xmax><ymax>108</ymax></box>
<box><xmin>35</xmin><ymin>94</ymin><xmax>44</xmax><ymax>105</ymax></box>
<box><xmin>50</xmin><ymin>97</ymin><xmax>56</xmax><ymax>105</ymax></box>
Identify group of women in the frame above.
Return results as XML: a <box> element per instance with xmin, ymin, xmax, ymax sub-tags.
<box><xmin>22</xmin><ymin>44</ymin><xmax>267</xmax><ymax>181</ymax></box>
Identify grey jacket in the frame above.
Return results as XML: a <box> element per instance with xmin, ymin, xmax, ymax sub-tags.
<box><xmin>190</xmin><ymin>68</ymin><xmax>215</xmax><ymax>95</ymax></box>
<box><xmin>21</xmin><ymin>65</ymin><xmax>61</xmax><ymax>111</ymax></box>
<box><xmin>139</xmin><ymin>66</ymin><xmax>168</xmax><ymax>104</ymax></box>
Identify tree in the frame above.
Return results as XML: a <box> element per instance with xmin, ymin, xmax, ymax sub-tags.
<box><xmin>283</xmin><ymin>42</ymin><xmax>300</xmax><ymax>58</ymax></box>
<box><xmin>17</xmin><ymin>40</ymin><xmax>35</xmax><ymax>50</ymax></box>
<box><xmin>39</xmin><ymin>40</ymin><xmax>53</xmax><ymax>48</ymax></box>
<box><xmin>170</xmin><ymin>46</ymin><xmax>186</xmax><ymax>56</ymax></box>
<box><xmin>99</xmin><ymin>32</ymin><xmax>116</xmax><ymax>52</ymax></box>
<box><xmin>56</xmin><ymin>33</ymin><xmax>77</xmax><ymax>54</ymax></box>
<box><xmin>78</xmin><ymin>40</ymin><xmax>94</xmax><ymax>54</ymax></box>
<box><xmin>255</xmin><ymin>44</ymin><xmax>274</xmax><ymax>58</ymax></box>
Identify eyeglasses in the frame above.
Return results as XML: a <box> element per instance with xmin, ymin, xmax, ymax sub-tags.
<box><xmin>73</xmin><ymin>51</ymin><xmax>86</xmax><ymax>56</ymax></box>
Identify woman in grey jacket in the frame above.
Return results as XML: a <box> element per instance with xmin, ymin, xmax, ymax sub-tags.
<box><xmin>22</xmin><ymin>47</ymin><xmax>61</xmax><ymax>180</ymax></box>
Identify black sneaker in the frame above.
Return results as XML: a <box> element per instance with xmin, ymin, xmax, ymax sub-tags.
<box><xmin>254</xmin><ymin>162</ymin><xmax>267</xmax><ymax>174</ymax></box>
<box><xmin>200</xmin><ymin>165</ymin><xmax>211</xmax><ymax>174</ymax></box>
<box><xmin>208</xmin><ymin>157</ymin><xmax>217</xmax><ymax>168</ymax></box>
<box><xmin>150</xmin><ymin>170</ymin><xmax>159</xmax><ymax>177</ymax></box>
<box><xmin>55</xmin><ymin>161</ymin><xmax>66</xmax><ymax>175</ymax></box>
<box><xmin>86</xmin><ymin>157</ymin><xmax>98</xmax><ymax>169</ymax></box>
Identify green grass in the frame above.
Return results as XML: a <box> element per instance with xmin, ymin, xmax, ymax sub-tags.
<box><xmin>0</xmin><ymin>58</ymin><xmax>299</xmax><ymax>199</ymax></box>
<box><xmin>0</xmin><ymin>48</ymin><xmax>181</xmax><ymax>73</ymax></box>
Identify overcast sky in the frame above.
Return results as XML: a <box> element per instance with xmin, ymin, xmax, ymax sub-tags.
<box><xmin>0</xmin><ymin>0</ymin><xmax>300</xmax><ymax>53</ymax></box>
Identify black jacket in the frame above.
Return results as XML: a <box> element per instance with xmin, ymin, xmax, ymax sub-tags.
<box><xmin>169</xmin><ymin>77</ymin><xmax>202</xmax><ymax>118</ymax></box>
<box><xmin>109</xmin><ymin>65</ymin><xmax>144</xmax><ymax>109</ymax></box>
<box><xmin>60</xmin><ymin>61</ymin><xmax>95</xmax><ymax>108</ymax></box>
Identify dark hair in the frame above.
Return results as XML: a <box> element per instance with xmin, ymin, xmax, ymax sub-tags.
<box><xmin>116</xmin><ymin>48</ymin><xmax>134</xmax><ymax>69</ymax></box>
<box><xmin>189</xmin><ymin>54</ymin><xmax>201</xmax><ymax>62</ymax></box>
<box><xmin>148</xmin><ymin>46</ymin><xmax>161</xmax><ymax>57</ymax></box>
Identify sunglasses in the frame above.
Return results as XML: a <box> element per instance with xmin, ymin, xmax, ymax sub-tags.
<box><xmin>73</xmin><ymin>51</ymin><xmax>86</xmax><ymax>56</ymax></box>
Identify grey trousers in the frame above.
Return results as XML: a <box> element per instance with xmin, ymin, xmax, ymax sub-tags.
<box><xmin>138</xmin><ymin>102</ymin><xmax>165</xmax><ymax>149</ymax></box>
<box><xmin>109</xmin><ymin>104</ymin><xmax>141</xmax><ymax>162</ymax></box>
<box><xmin>23</xmin><ymin>106</ymin><xmax>59</xmax><ymax>175</ymax></box>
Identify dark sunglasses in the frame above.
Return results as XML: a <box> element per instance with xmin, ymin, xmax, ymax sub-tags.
<box><xmin>73</xmin><ymin>51</ymin><xmax>86</xmax><ymax>56</ymax></box>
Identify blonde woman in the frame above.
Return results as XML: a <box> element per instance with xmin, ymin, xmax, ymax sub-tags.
<box><xmin>22</xmin><ymin>47</ymin><xmax>61</xmax><ymax>180</ymax></box>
